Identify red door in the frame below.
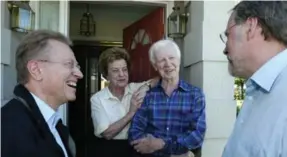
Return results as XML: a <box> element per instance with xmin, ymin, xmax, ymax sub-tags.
<box><xmin>123</xmin><ymin>7</ymin><xmax>164</xmax><ymax>82</ymax></box>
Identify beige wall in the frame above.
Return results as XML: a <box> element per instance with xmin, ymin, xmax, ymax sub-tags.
<box><xmin>1</xmin><ymin>1</ymin><xmax>24</xmax><ymax>105</ymax></box>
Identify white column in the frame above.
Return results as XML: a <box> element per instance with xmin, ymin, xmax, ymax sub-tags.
<box><xmin>29</xmin><ymin>1</ymin><xmax>40</xmax><ymax>29</ymax></box>
<box><xmin>183</xmin><ymin>1</ymin><xmax>237</xmax><ymax>157</ymax></box>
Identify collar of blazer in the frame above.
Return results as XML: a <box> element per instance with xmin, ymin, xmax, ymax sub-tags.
<box><xmin>13</xmin><ymin>84</ymin><xmax>74</xmax><ymax>157</ymax></box>
<box><xmin>13</xmin><ymin>84</ymin><xmax>49</xmax><ymax>137</ymax></box>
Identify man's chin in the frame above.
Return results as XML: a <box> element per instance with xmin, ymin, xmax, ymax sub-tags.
<box><xmin>66</xmin><ymin>95</ymin><xmax>76</xmax><ymax>102</ymax></box>
<box><xmin>228</xmin><ymin>67</ymin><xmax>242</xmax><ymax>78</ymax></box>
<box><xmin>228</xmin><ymin>67</ymin><xmax>236</xmax><ymax>77</ymax></box>
<box><xmin>228</xmin><ymin>63</ymin><xmax>235</xmax><ymax>75</ymax></box>
<box><xmin>229</xmin><ymin>71</ymin><xmax>237</xmax><ymax>77</ymax></box>
<box><xmin>162</xmin><ymin>75</ymin><xmax>177</xmax><ymax>80</ymax></box>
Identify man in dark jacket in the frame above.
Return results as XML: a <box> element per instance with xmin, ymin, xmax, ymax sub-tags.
<box><xmin>1</xmin><ymin>30</ymin><xmax>83</xmax><ymax>157</ymax></box>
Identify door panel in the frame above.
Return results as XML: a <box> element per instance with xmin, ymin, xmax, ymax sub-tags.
<box><xmin>69</xmin><ymin>45</ymin><xmax>111</xmax><ymax>157</ymax></box>
<box><xmin>123</xmin><ymin>7</ymin><xmax>164</xmax><ymax>82</ymax></box>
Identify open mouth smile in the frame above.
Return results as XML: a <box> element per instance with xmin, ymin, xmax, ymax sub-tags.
<box><xmin>67</xmin><ymin>81</ymin><xmax>77</xmax><ymax>89</ymax></box>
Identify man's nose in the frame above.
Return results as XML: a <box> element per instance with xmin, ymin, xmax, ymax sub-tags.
<box><xmin>164</xmin><ymin>59</ymin><xmax>172</xmax><ymax>66</ymax></box>
<box><xmin>74</xmin><ymin>68</ymin><xmax>83</xmax><ymax>79</ymax></box>
<box><xmin>223</xmin><ymin>47</ymin><xmax>228</xmax><ymax>55</ymax></box>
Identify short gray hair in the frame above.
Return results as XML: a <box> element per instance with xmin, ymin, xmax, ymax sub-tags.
<box><xmin>232</xmin><ymin>1</ymin><xmax>287</xmax><ymax>45</ymax></box>
<box><xmin>16</xmin><ymin>30</ymin><xmax>72</xmax><ymax>84</ymax></box>
<box><xmin>148</xmin><ymin>39</ymin><xmax>181</xmax><ymax>64</ymax></box>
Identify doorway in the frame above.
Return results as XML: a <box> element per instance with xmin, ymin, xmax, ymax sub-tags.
<box><xmin>68</xmin><ymin>1</ymin><xmax>167</xmax><ymax>157</ymax></box>
<box><xmin>68</xmin><ymin>41</ymin><xmax>121</xmax><ymax>157</ymax></box>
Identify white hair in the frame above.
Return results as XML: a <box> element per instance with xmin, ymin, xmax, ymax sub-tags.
<box><xmin>148</xmin><ymin>39</ymin><xmax>181</xmax><ymax>64</ymax></box>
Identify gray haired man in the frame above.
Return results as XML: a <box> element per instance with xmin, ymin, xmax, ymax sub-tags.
<box><xmin>129</xmin><ymin>39</ymin><xmax>206</xmax><ymax>157</ymax></box>
<box><xmin>221</xmin><ymin>1</ymin><xmax>287</xmax><ymax>157</ymax></box>
<box><xmin>2</xmin><ymin>30</ymin><xmax>83</xmax><ymax>157</ymax></box>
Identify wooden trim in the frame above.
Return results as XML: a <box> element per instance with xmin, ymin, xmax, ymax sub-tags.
<box><xmin>72</xmin><ymin>40</ymin><xmax>123</xmax><ymax>47</ymax></box>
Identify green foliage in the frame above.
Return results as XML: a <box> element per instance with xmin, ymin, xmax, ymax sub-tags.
<box><xmin>234</xmin><ymin>77</ymin><xmax>246</xmax><ymax>116</ymax></box>
<box><xmin>236</xmin><ymin>104</ymin><xmax>242</xmax><ymax>116</ymax></box>
<box><xmin>234</xmin><ymin>77</ymin><xmax>245</xmax><ymax>100</ymax></box>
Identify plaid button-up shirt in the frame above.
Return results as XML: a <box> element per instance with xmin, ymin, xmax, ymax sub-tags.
<box><xmin>128</xmin><ymin>79</ymin><xmax>206</xmax><ymax>157</ymax></box>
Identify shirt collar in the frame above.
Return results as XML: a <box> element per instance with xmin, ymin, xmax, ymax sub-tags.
<box><xmin>103</xmin><ymin>85</ymin><xmax>132</xmax><ymax>100</ymax></box>
<box><xmin>155</xmin><ymin>79</ymin><xmax>191</xmax><ymax>92</ymax></box>
<box><xmin>30</xmin><ymin>93</ymin><xmax>60</xmax><ymax>128</ymax></box>
<box><xmin>251</xmin><ymin>49</ymin><xmax>287</xmax><ymax>92</ymax></box>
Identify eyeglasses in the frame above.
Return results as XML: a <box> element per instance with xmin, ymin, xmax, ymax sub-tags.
<box><xmin>219</xmin><ymin>24</ymin><xmax>237</xmax><ymax>44</ymax></box>
<box><xmin>38</xmin><ymin>59</ymin><xmax>81</xmax><ymax>70</ymax></box>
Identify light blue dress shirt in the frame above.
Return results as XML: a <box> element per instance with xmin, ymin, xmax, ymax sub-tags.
<box><xmin>31</xmin><ymin>93</ymin><xmax>68</xmax><ymax>157</ymax></box>
<box><xmin>222</xmin><ymin>49</ymin><xmax>287</xmax><ymax>157</ymax></box>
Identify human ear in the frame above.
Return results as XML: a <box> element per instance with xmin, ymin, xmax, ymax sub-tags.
<box><xmin>27</xmin><ymin>60</ymin><xmax>43</xmax><ymax>81</ymax></box>
<box><xmin>246</xmin><ymin>17</ymin><xmax>259</xmax><ymax>41</ymax></box>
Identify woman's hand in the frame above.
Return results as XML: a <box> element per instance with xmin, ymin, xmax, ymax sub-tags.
<box><xmin>101</xmin><ymin>89</ymin><xmax>144</xmax><ymax>139</ymax></box>
<box><xmin>129</xmin><ymin>90</ymin><xmax>144</xmax><ymax>114</ymax></box>
<box><xmin>149</xmin><ymin>76</ymin><xmax>160</xmax><ymax>88</ymax></box>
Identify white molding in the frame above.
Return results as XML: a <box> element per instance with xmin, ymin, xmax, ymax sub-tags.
<box><xmin>58</xmin><ymin>1</ymin><xmax>69</xmax><ymax>125</ymax></box>
<box><xmin>59</xmin><ymin>1</ymin><xmax>69</xmax><ymax>37</ymax></box>
<box><xmin>30</xmin><ymin>1</ymin><xmax>40</xmax><ymax>30</ymax></box>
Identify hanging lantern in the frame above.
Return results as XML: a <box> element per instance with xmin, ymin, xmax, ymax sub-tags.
<box><xmin>7</xmin><ymin>1</ymin><xmax>35</xmax><ymax>33</ymax></box>
<box><xmin>167</xmin><ymin>2</ymin><xmax>188</xmax><ymax>38</ymax></box>
<box><xmin>80</xmin><ymin>4</ymin><xmax>96</xmax><ymax>36</ymax></box>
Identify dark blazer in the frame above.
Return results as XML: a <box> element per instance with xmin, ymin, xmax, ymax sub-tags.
<box><xmin>1</xmin><ymin>84</ymin><xmax>75</xmax><ymax>157</ymax></box>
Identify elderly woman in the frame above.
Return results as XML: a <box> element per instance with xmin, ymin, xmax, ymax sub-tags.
<box><xmin>90</xmin><ymin>47</ymin><xmax>156</xmax><ymax>157</ymax></box>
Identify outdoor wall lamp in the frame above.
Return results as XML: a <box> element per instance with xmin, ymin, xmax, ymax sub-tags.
<box><xmin>7</xmin><ymin>1</ymin><xmax>35</xmax><ymax>33</ymax></box>
<box><xmin>167</xmin><ymin>4</ymin><xmax>189</xmax><ymax>38</ymax></box>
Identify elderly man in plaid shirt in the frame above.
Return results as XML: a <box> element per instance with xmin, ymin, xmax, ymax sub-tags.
<box><xmin>128</xmin><ymin>39</ymin><xmax>206</xmax><ymax>157</ymax></box>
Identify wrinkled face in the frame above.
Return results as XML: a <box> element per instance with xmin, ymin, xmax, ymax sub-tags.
<box><xmin>153</xmin><ymin>49</ymin><xmax>180</xmax><ymax>80</ymax></box>
<box><xmin>223</xmin><ymin>13</ymin><xmax>251</xmax><ymax>78</ymax></box>
<box><xmin>107</xmin><ymin>59</ymin><xmax>129</xmax><ymax>88</ymax></box>
<box><xmin>36</xmin><ymin>40</ymin><xmax>83</xmax><ymax>103</ymax></box>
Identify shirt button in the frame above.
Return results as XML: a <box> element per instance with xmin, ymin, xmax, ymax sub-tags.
<box><xmin>166</xmin><ymin>127</ymin><xmax>169</xmax><ymax>131</ymax></box>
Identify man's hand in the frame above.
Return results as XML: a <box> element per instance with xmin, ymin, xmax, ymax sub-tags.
<box><xmin>131</xmin><ymin>134</ymin><xmax>165</xmax><ymax>154</ymax></box>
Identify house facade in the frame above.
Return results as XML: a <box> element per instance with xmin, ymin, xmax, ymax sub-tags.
<box><xmin>0</xmin><ymin>1</ymin><xmax>239</xmax><ymax>157</ymax></box>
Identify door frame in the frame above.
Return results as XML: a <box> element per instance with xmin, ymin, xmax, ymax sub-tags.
<box><xmin>73</xmin><ymin>40</ymin><xmax>123</xmax><ymax>47</ymax></box>
<box><xmin>58</xmin><ymin>1</ymin><xmax>70</xmax><ymax>125</ymax></box>
<box><xmin>31</xmin><ymin>0</ymin><xmax>70</xmax><ymax>125</ymax></box>
<box><xmin>32</xmin><ymin>1</ymin><xmax>172</xmax><ymax>126</ymax></box>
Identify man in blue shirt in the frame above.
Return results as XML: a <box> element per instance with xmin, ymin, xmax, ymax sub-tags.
<box><xmin>128</xmin><ymin>39</ymin><xmax>206</xmax><ymax>157</ymax></box>
<box><xmin>221</xmin><ymin>1</ymin><xmax>287</xmax><ymax>157</ymax></box>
